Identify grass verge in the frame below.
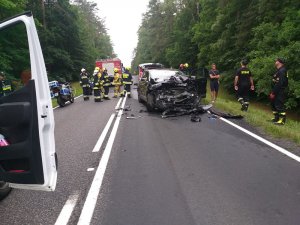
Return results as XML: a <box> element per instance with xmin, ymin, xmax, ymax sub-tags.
<box><xmin>207</xmin><ymin>91</ymin><xmax>300</xmax><ymax>146</ymax></box>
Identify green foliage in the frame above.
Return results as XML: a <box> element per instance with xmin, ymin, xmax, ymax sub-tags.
<box><xmin>133</xmin><ymin>0</ymin><xmax>300</xmax><ymax>111</ymax></box>
<box><xmin>1</xmin><ymin>0</ymin><xmax>114</xmax><ymax>82</ymax></box>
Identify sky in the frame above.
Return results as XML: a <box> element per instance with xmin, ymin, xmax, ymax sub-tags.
<box><xmin>94</xmin><ymin>0</ymin><xmax>150</xmax><ymax>67</ymax></box>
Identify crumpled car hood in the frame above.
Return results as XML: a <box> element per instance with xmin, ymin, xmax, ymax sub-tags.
<box><xmin>148</xmin><ymin>75</ymin><xmax>199</xmax><ymax>111</ymax></box>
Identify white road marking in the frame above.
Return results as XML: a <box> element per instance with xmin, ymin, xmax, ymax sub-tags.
<box><xmin>92</xmin><ymin>113</ymin><xmax>116</xmax><ymax>152</ymax></box>
<box><xmin>87</xmin><ymin>168</ymin><xmax>95</xmax><ymax>172</ymax></box>
<box><xmin>220</xmin><ymin>117</ymin><xmax>300</xmax><ymax>163</ymax></box>
<box><xmin>115</xmin><ymin>97</ymin><xmax>123</xmax><ymax>109</ymax></box>
<box><xmin>77</xmin><ymin>95</ymin><xmax>127</xmax><ymax>225</ymax></box>
<box><xmin>53</xmin><ymin>94</ymin><xmax>83</xmax><ymax>110</ymax></box>
<box><xmin>55</xmin><ymin>192</ymin><xmax>79</xmax><ymax>225</ymax></box>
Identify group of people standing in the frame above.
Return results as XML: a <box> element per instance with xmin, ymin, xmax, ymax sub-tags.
<box><xmin>79</xmin><ymin>66</ymin><xmax>132</xmax><ymax>102</ymax></box>
<box><xmin>208</xmin><ymin>58</ymin><xmax>288</xmax><ymax>125</ymax></box>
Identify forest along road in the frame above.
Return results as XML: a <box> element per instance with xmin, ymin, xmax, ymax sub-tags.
<box><xmin>1</xmin><ymin>78</ymin><xmax>300</xmax><ymax>225</ymax></box>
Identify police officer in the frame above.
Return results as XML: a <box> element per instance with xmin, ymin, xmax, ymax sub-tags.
<box><xmin>269</xmin><ymin>58</ymin><xmax>288</xmax><ymax>125</ymax></box>
<box><xmin>79</xmin><ymin>68</ymin><xmax>90</xmax><ymax>101</ymax></box>
<box><xmin>93</xmin><ymin>67</ymin><xmax>103</xmax><ymax>102</ymax></box>
<box><xmin>234</xmin><ymin>59</ymin><xmax>254</xmax><ymax>111</ymax></box>
<box><xmin>102</xmin><ymin>68</ymin><xmax>111</xmax><ymax>100</ymax></box>
<box><xmin>112</xmin><ymin>68</ymin><xmax>122</xmax><ymax>98</ymax></box>
<box><xmin>121</xmin><ymin>67</ymin><xmax>132</xmax><ymax>98</ymax></box>
<box><xmin>0</xmin><ymin>71</ymin><xmax>13</xmax><ymax>97</ymax></box>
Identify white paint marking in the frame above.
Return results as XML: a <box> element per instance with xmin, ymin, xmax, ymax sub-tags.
<box><xmin>55</xmin><ymin>192</ymin><xmax>79</xmax><ymax>225</ymax></box>
<box><xmin>115</xmin><ymin>97</ymin><xmax>123</xmax><ymax>110</ymax></box>
<box><xmin>220</xmin><ymin>117</ymin><xmax>300</xmax><ymax>163</ymax></box>
<box><xmin>92</xmin><ymin>113</ymin><xmax>116</xmax><ymax>152</ymax></box>
<box><xmin>77</xmin><ymin>95</ymin><xmax>127</xmax><ymax>225</ymax></box>
<box><xmin>53</xmin><ymin>95</ymin><xmax>83</xmax><ymax>110</ymax></box>
<box><xmin>87</xmin><ymin>168</ymin><xmax>95</xmax><ymax>172</ymax></box>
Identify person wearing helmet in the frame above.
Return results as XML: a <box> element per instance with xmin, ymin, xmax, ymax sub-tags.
<box><xmin>93</xmin><ymin>67</ymin><xmax>103</xmax><ymax>102</ymax></box>
<box><xmin>102</xmin><ymin>68</ymin><xmax>111</xmax><ymax>100</ymax></box>
<box><xmin>121</xmin><ymin>67</ymin><xmax>132</xmax><ymax>97</ymax></box>
<box><xmin>234</xmin><ymin>59</ymin><xmax>254</xmax><ymax>111</ymax></box>
<box><xmin>112</xmin><ymin>68</ymin><xmax>122</xmax><ymax>98</ymax></box>
<box><xmin>269</xmin><ymin>58</ymin><xmax>288</xmax><ymax>125</ymax></box>
<box><xmin>79</xmin><ymin>68</ymin><xmax>90</xmax><ymax>101</ymax></box>
<box><xmin>0</xmin><ymin>71</ymin><xmax>13</xmax><ymax>97</ymax></box>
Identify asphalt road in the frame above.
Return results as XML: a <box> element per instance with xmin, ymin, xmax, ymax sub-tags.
<box><xmin>1</xmin><ymin>80</ymin><xmax>300</xmax><ymax>225</ymax></box>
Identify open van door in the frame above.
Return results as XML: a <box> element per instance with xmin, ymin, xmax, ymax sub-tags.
<box><xmin>0</xmin><ymin>12</ymin><xmax>57</xmax><ymax>191</ymax></box>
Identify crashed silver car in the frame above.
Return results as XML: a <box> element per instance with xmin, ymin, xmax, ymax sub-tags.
<box><xmin>137</xmin><ymin>68</ymin><xmax>207</xmax><ymax>115</ymax></box>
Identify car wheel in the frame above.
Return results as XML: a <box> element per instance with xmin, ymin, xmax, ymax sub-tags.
<box><xmin>138</xmin><ymin>92</ymin><xmax>143</xmax><ymax>103</ymax></box>
<box><xmin>0</xmin><ymin>181</ymin><xmax>11</xmax><ymax>201</ymax></box>
<box><xmin>70</xmin><ymin>93</ymin><xmax>75</xmax><ymax>103</ymax></box>
<box><xmin>57</xmin><ymin>96</ymin><xmax>65</xmax><ymax>107</ymax></box>
<box><xmin>146</xmin><ymin>93</ymin><xmax>154</xmax><ymax>112</ymax></box>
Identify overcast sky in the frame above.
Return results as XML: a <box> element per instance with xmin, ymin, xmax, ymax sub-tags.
<box><xmin>94</xmin><ymin>0</ymin><xmax>150</xmax><ymax>67</ymax></box>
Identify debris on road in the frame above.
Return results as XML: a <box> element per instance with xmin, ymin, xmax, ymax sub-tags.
<box><xmin>208</xmin><ymin>109</ymin><xmax>243</xmax><ymax>119</ymax></box>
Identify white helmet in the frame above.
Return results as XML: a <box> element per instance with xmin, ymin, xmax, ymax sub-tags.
<box><xmin>81</xmin><ymin>68</ymin><xmax>86</xmax><ymax>72</ymax></box>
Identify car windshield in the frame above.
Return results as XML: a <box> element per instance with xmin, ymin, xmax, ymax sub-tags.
<box><xmin>149</xmin><ymin>70</ymin><xmax>186</xmax><ymax>82</ymax></box>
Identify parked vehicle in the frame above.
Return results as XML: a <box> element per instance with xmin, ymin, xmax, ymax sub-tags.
<box><xmin>49</xmin><ymin>81</ymin><xmax>75</xmax><ymax>107</ymax></box>
<box><xmin>95</xmin><ymin>58</ymin><xmax>122</xmax><ymax>83</ymax></box>
<box><xmin>137</xmin><ymin>68</ymin><xmax>207</xmax><ymax>112</ymax></box>
<box><xmin>0</xmin><ymin>12</ymin><xmax>57</xmax><ymax>201</ymax></box>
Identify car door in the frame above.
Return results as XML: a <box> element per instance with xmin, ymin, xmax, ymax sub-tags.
<box><xmin>0</xmin><ymin>12</ymin><xmax>57</xmax><ymax>191</ymax></box>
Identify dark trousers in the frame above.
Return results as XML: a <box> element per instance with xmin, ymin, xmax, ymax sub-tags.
<box><xmin>104</xmin><ymin>86</ymin><xmax>109</xmax><ymax>96</ymax></box>
<box><xmin>124</xmin><ymin>84</ymin><xmax>131</xmax><ymax>93</ymax></box>
<box><xmin>271</xmin><ymin>90</ymin><xmax>286</xmax><ymax>113</ymax></box>
<box><xmin>94</xmin><ymin>89</ymin><xmax>101</xmax><ymax>98</ymax></box>
<box><xmin>82</xmin><ymin>86</ymin><xmax>90</xmax><ymax>96</ymax></box>
<box><xmin>237</xmin><ymin>85</ymin><xmax>250</xmax><ymax>103</ymax></box>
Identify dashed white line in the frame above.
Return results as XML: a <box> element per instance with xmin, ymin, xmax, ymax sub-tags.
<box><xmin>77</xmin><ymin>95</ymin><xmax>127</xmax><ymax>225</ymax></box>
<box><xmin>54</xmin><ymin>192</ymin><xmax>79</xmax><ymax>225</ymax></box>
<box><xmin>220</xmin><ymin>117</ymin><xmax>300</xmax><ymax>163</ymax></box>
<box><xmin>92</xmin><ymin>113</ymin><xmax>116</xmax><ymax>152</ymax></box>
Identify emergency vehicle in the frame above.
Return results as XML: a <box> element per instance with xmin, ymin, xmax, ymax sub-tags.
<box><xmin>95</xmin><ymin>58</ymin><xmax>122</xmax><ymax>81</ymax></box>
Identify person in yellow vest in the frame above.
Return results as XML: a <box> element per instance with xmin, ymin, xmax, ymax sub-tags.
<box><xmin>93</xmin><ymin>67</ymin><xmax>103</xmax><ymax>102</ymax></box>
<box><xmin>0</xmin><ymin>71</ymin><xmax>13</xmax><ymax>97</ymax></box>
<box><xmin>121</xmin><ymin>67</ymin><xmax>132</xmax><ymax>98</ymax></box>
<box><xmin>102</xmin><ymin>68</ymin><xmax>111</xmax><ymax>100</ymax></box>
<box><xmin>112</xmin><ymin>68</ymin><xmax>122</xmax><ymax>98</ymax></box>
<box><xmin>80</xmin><ymin>68</ymin><xmax>90</xmax><ymax>101</ymax></box>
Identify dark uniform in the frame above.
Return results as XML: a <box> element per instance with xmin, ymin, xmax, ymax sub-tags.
<box><xmin>121</xmin><ymin>69</ymin><xmax>132</xmax><ymax>97</ymax></box>
<box><xmin>93</xmin><ymin>69</ymin><xmax>103</xmax><ymax>102</ymax></box>
<box><xmin>102</xmin><ymin>70</ymin><xmax>111</xmax><ymax>100</ymax></box>
<box><xmin>235</xmin><ymin>66</ymin><xmax>252</xmax><ymax>111</ymax></box>
<box><xmin>0</xmin><ymin>78</ymin><xmax>13</xmax><ymax>97</ymax></box>
<box><xmin>270</xmin><ymin>66</ymin><xmax>288</xmax><ymax>124</ymax></box>
<box><xmin>80</xmin><ymin>71</ymin><xmax>90</xmax><ymax>100</ymax></box>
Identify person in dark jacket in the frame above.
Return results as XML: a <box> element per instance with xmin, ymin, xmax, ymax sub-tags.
<box><xmin>121</xmin><ymin>67</ymin><xmax>132</xmax><ymax>98</ymax></box>
<box><xmin>0</xmin><ymin>71</ymin><xmax>13</xmax><ymax>97</ymax></box>
<box><xmin>80</xmin><ymin>68</ymin><xmax>90</xmax><ymax>101</ymax></box>
<box><xmin>269</xmin><ymin>58</ymin><xmax>288</xmax><ymax>125</ymax></box>
<box><xmin>234</xmin><ymin>59</ymin><xmax>255</xmax><ymax>111</ymax></box>
<box><xmin>209</xmin><ymin>63</ymin><xmax>220</xmax><ymax>103</ymax></box>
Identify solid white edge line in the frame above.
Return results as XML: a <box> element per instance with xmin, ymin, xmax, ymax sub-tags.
<box><xmin>115</xmin><ymin>97</ymin><xmax>123</xmax><ymax>110</ymax></box>
<box><xmin>92</xmin><ymin>113</ymin><xmax>116</xmax><ymax>152</ymax></box>
<box><xmin>219</xmin><ymin>117</ymin><xmax>300</xmax><ymax>163</ymax></box>
<box><xmin>77</xmin><ymin>95</ymin><xmax>128</xmax><ymax>225</ymax></box>
<box><xmin>55</xmin><ymin>192</ymin><xmax>79</xmax><ymax>225</ymax></box>
<box><xmin>53</xmin><ymin>94</ymin><xmax>83</xmax><ymax>110</ymax></box>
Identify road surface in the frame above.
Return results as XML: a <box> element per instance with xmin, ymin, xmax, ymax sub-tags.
<box><xmin>1</xmin><ymin>80</ymin><xmax>300</xmax><ymax>225</ymax></box>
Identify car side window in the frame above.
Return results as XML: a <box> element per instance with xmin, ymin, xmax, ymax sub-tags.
<box><xmin>0</xmin><ymin>22</ymin><xmax>31</xmax><ymax>98</ymax></box>
<box><xmin>142</xmin><ymin>71</ymin><xmax>149</xmax><ymax>81</ymax></box>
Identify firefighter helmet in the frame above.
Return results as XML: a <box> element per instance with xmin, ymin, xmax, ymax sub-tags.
<box><xmin>114</xmin><ymin>68</ymin><xmax>119</xmax><ymax>73</ymax></box>
<box><xmin>81</xmin><ymin>68</ymin><xmax>86</xmax><ymax>72</ymax></box>
<box><xmin>184</xmin><ymin>63</ymin><xmax>189</xmax><ymax>68</ymax></box>
<box><xmin>95</xmin><ymin>67</ymin><xmax>100</xmax><ymax>71</ymax></box>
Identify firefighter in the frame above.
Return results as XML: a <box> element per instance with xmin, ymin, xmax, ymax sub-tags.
<box><xmin>112</xmin><ymin>68</ymin><xmax>122</xmax><ymax>98</ymax></box>
<box><xmin>102</xmin><ymin>68</ymin><xmax>111</xmax><ymax>100</ymax></box>
<box><xmin>79</xmin><ymin>68</ymin><xmax>90</xmax><ymax>101</ymax></box>
<box><xmin>93</xmin><ymin>67</ymin><xmax>103</xmax><ymax>102</ymax></box>
<box><xmin>234</xmin><ymin>59</ymin><xmax>254</xmax><ymax>111</ymax></box>
<box><xmin>269</xmin><ymin>58</ymin><xmax>288</xmax><ymax>125</ymax></box>
<box><xmin>121</xmin><ymin>67</ymin><xmax>132</xmax><ymax>98</ymax></box>
<box><xmin>0</xmin><ymin>71</ymin><xmax>13</xmax><ymax>97</ymax></box>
